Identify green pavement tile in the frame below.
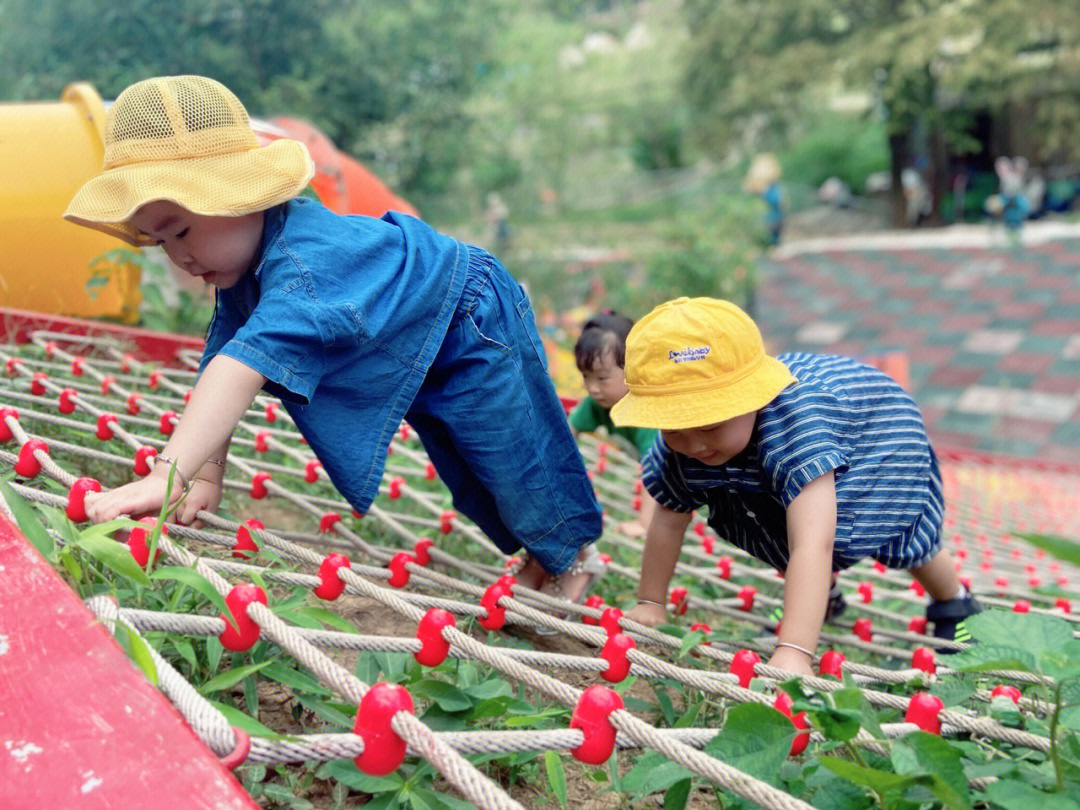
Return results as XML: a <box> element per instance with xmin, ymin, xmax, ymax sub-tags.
<box><xmin>1042</xmin><ymin>303</ymin><xmax>1080</xmax><ymax>320</ymax></box>
<box><xmin>913</xmin><ymin>387</ymin><xmax>960</xmax><ymax>409</ymax></box>
<box><xmin>1049</xmin><ymin>358</ymin><xmax>1080</xmax><ymax>377</ymax></box>
<box><xmin>935</xmin><ymin>411</ymin><xmax>998</xmax><ymax>435</ymax></box>
<box><xmin>1050</xmin><ymin>422</ymin><xmax>1080</xmax><ymax>446</ymax></box>
<box><xmin>976</xmin><ymin>436</ymin><xmax>1042</xmax><ymax>457</ymax></box>
<box><xmin>981</xmin><ymin>371</ymin><xmax>1036</xmax><ymax>390</ymax></box>
<box><xmin>951</xmin><ymin>351</ymin><xmax>1008</xmax><ymax>370</ymax></box>
<box><xmin>1020</xmin><ymin>335</ymin><xmax>1069</xmax><ymax>354</ymax></box>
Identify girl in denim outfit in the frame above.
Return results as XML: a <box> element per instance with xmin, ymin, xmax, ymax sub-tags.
<box><xmin>67</xmin><ymin>76</ymin><xmax>602</xmax><ymax>599</ymax></box>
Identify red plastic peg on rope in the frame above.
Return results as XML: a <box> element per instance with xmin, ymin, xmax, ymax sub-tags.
<box><xmin>387</xmin><ymin>552</ymin><xmax>412</xmax><ymax>588</ymax></box>
<box><xmin>908</xmin><ymin>615</ymin><xmax>928</xmax><ymax>634</ymax></box>
<box><xmin>716</xmin><ymin>556</ymin><xmax>732</xmax><ymax>579</ymax></box>
<box><xmin>495</xmin><ymin>574</ymin><xmax>517</xmax><ymax>592</ymax></box>
<box><xmin>857</xmin><ymin>580</ymin><xmax>873</xmax><ymax>603</ymax></box>
<box><xmin>600</xmin><ymin>633</ymin><xmax>635</xmax><ymax>682</ymax></box>
<box><xmin>0</xmin><ymin>407</ymin><xmax>18</xmax><ymax>442</ymax></box>
<box><xmin>991</xmin><ymin>685</ymin><xmax>1022</xmax><ymax>705</ymax></box>
<box><xmin>594</xmin><ymin>457</ymin><xmax>607</xmax><ymax>475</ymax></box>
<box><xmin>94</xmin><ymin>413</ymin><xmax>118</xmax><ymax>441</ymax></box>
<box><xmin>904</xmin><ymin>693</ymin><xmax>944</xmax><ymax>734</ymax></box>
<box><xmin>219</xmin><ymin>583</ymin><xmax>267</xmax><ymax>651</ymax></box>
<box><xmin>219</xmin><ymin>728</ymin><xmax>251</xmax><ymax>771</ymax></box>
<box><xmin>912</xmin><ymin>647</ymin><xmax>936</xmax><ymax>674</ymax></box>
<box><xmin>1055</xmin><ymin>597</ymin><xmax>1072</xmax><ymax>614</ymax></box>
<box><xmin>669</xmin><ymin>587</ymin><xmax>689</xmax><ymax>615</ymax></box>
<box><xmin>254</xmin><ymin>431</ymin><xmax>269</xmax><ymax>453</ymax></box>
<box><xmin>582</xmin><ymin>594</ymin><xmax>605</xmax><ymax>625</ymax></box>
<box><xmin>31</xmin><ymin>372</ymin><xmax>48</xmax><ymax>395</ymax></box>
<box><xmin>264</xmin><ymin>402</ymin><xmax>279</xmax><ymax>423</ymax></box>
<box><xmin>314</xmin><ymin>554</ymin><xmax>352</xmax><ymax>600</ymax></box>
<box><xmin>133</xmin><ymin>445</ymin><xmax>157</xmax><ymax>476</ymax></box>
<box><xmin>353</xmin><ymin>683</ymin><xmax>414</xmax><ymax>775</ymax></box>
<box><xmin>65</xmin><ymin>478</ymin><xmax>101</xmax><ymax>523</ymax></box>
<box><xmin>127</xmin><ymin>518</ymin><xmax>166</xmax><ymax>567</ymax></box>
<box><xmin>600</xmin><ymin>607</ymin><xmax>623</xmax><ymax>638</ymax></box>
<box><xmin>101</xmin><ymin>376</ymin><xmax>116</xmax><ymax>395</ymax></box>
<box><xmin>774</xmin><ymin>691</ymin><xmax>810</xmax><ymax>756</ymax></box>
<box><xmin>633</xmin><ymin>479</ymin><xmax>643</xmax><ymax>495</ymax></box>
<box><xmin>57</xmin><ymin>388</ymin><xmax>77</xmax><ymax>414</ymax></box>
<box><xmin>424</xmin><ymin>461</ymin><xmax>437</xmax><ymax>481</ymax></box>
<box><xmin>730</xmin><ymin>649</ymin><xmax>760</xmax><ymax>688</ymax></box>
<box><xmin>910</xmin><ymin>580</ymin><xmax>926</xmax><ymax>597</ymax></box>
<box><xmin>479</xmin><ymin>582</ymin><xmax>510</xmax><ymax>630</ymax></box>
<box><xmin>232</xmin><ymin>518</ymin><xmax>264</xmax><ymax>559</ymax></box>
<box><xmin>44</xmin><ymin>341</ymin><xmax>58</xmax><ymax>358</ymax></box>
<box><xmin>701</xmin><ymin>535</ymin><xmax>715</xmax><ymax>554</ymax></box>
<box><xmin>148</xmin><ymin>369</ymin><xmax>162</xmax><ymax>388</ymax></box>
<box><xmin>6</xmin><ymin>357</ymin><xmax>22</xmax><ymax>376</ymax></box>
<box><xmin>818</xmin><ymin>650</ymin><xmax>845</xmax><ymax>679</ymax></box>
<box><xmin>413</xmin><ymin>538</ymin><xmax>434</xmax><ymax>566</ymax></box>
<box><xmin>737</xmin><ymin>585</ymin><xmax>756</xmax><ymax>611</ymax></box>
<box><xmin>872</xmin><ymin>560</ymin><xmax>886</xmax><ymax>573</ymax></box>
<box><xmin>159</xmin><ymin>411</ymin><xmax>178</xmax><ymax>436</ymax></box>
<box><xmin>693</xmin><ymin>522</ymin><xmax>706</xmax><ymax>539</ymax></box>
<box><xmin>689</xmin><ymin>622</ymin><xmax>712</xmax><ymax>646</ymax></box>
<box><xmin>70</xmin><ymin>357</ymin><xmax>84</xmax><ymax>376</ymax></box>
<box><xmin>14</xmin><ymin>439</ymin><xmax>48</xmax><ymax>478</ymax></box>
<box><xmin>415</xmin><ymin>609</ymin><xmax>455</xmax><ymax>667</ymax></box>
<box><xmin>439</xmin><ymin>510</ymin><xmax>456</xmax><ymax>534</ymax></box>
<box><xmin>121</xmin><ymin>353</ymin><xmax>134</xmax><ymax>373</ymax></box>
<box><xmin>126</xmin><ymin>393</ymin><xmax>142</xmax><ymax>415</ymax></box>
<box><xmin>319</xmin><ymin>512</ymin><xmax>341</xmax><ymax>533</ymax></box>
<box><xmin>570</xmin><ymin>685</ymin><xmax>623</xmax><ymax>765</ymax></box>
<box><xmin>853</xmin><ymin>618</ymin><xmax>873</xmax><ymax>642</ymax></box>
<box><xmin>632</xmin><ymin>495</ymin><xmax>642</xmax><ymax>512</ymax></box>
<box><xmin>597</xmin><ymin>442</ymin><xmax>608</xmax><ymax>457</ymax></box>
<box><xmin>1013</xmin><ymin>599</ymin><xmax>1030</xmax><ymax>613</ymax></box>
<box><xmin>250</xmin><ymin>471</ymin><xmax>272</xmax><ymax>499</ymax></box>
<box><xmin>388</xmin><ymin>476</ymin><xmax>404</xmax><ymax>499</ymax></box>
<box><xmin>994</xmin><ymin>575</ymin><xmax>1009</xmax><ymax>592</ymax></box>
<box><xmin>304</xmin><ymin>459</ymin><xmax>322</xmax><ymax>483</ymax></box>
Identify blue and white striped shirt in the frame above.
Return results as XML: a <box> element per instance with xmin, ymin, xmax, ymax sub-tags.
<box><xmin>642</xmin><ymin>353</ymin><xmax>944</xmax><ymax>571</ymax></box>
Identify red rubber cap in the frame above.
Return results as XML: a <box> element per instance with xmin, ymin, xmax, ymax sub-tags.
<box><xmin>387</xmin><ymin>552</ymin><xmax>412</xmax><ymax>589</ymax></box>
<box><xmin>70</xmin><ymin>357</ymin><xmax>84</xmax><ymax>376</ymax></box>
<box><xmin>314</xmin><ymin>554</ymin><xmax>352</xmax><ymax>600</ymax></box>
<box><xmin>148</xmin><ymin>369</ymin><xmax>162</xmax><ymax>388</ymax></box>
<box><xmin>818</xmin><ymin>650</ymin><xmax>845</xmax><ymax>679</ymax></box>
<box><xmin>58</xmin><ymin>388</ymin><xmax>77</xmax><ymax>414</ymax></box>
<box><xmin>570</xmin><ymin>685</ymin><xmax>624</xmax><ymax>765</ymax></box>
<box><xmin>388</xmin><ymin>476</ymin><xmax>404</xmax><ymax>499</ymax></box>
<box><xmin>479</xmin><ymin>582</ymin><xmax>510</xmax><ymax>630</ymax></box>
<box><xmin>412</xmin><ymin>538</ymin><xmax>434</xmax><ymax>566</ymax></box>
<box><xmin>439</xmin><ymin>510</ymin><xmax>456</xmax><ymax>534</ymax></box>
<box><xmin>133</xmin><ymin>445</ymin><xmax>158</xmax><ymax>476</ymax></box>
<box><xmin>857</xmin><ymin>581</ymin><xmax>873</xmax><ymax>603</ymax></box>
<box><xmin>904</xmin><ymin>692</ymin><xmax>944</xmax><ymax>734</ymax></box>
<box><xmin>159</xmin><ymin>411</ymin><xmax>178</xmax><ymax>436</ymax></box>
<box><xmin>254</xmin><ymin>431</ymin><xmax>270</xmax><ymax>453</ymax></box>
<box><xmin>232</xmin><ymin>518</ymin><xmax>264</xmax><ymax>559</ymax></box>
<box><xmin>600</xmin><ymin>607</ymin><xmax>623</xmax><ymax>638</ymax></box>
<box><xmin>65</xmin><ymin>478</ymin><xmax>102</xmax><ymax>523</ymax></box>
<box><xmin>0</xmin><ymin>407</ymin><xmax>18</xmax><ymax>442</ymax></box>
<box><xmin>101</xmin><ymin>376</ymin><xmax>116</xmax><ymax>395</ymax></box>
<box><xmin>264</xmin><ymin>402</ymin><xmax>279</xmax><ymax>423</ymax></box>
<box><xmin>737</xmin><ymin>585</ymin><xmax>756</xmax><ymax>612</ymax></box>
<box><xmin>128</xmin><ymin>518</ymin><xmax>167</xmax><ymax>567</ymax></box>
<box><xmin>853</xmin><ymin>618</ymin><xmax>873</xmax><ymax>642</ymax></box>
<box><xmin>126</xmin><ymin>393</ymin><xmax>142</xmax><ymax>415</ymax></box>
<box><xmin>319</xmin><ymin>512</ymin><xmax>341</xmax><ymax>533</ymax></box>
<box><xmin>730</xmin><ymin>649</ymin><xmax>760</xmax><ymax>689</ymax></box>
<box><xmin>425</xmin><ymin>462</ymin><xmax>437</xmax><ymax>481</ymax></box>
<box><xmin>716</xmin><ymin>556</ymin><xmax>733</xmax><ymax>579</ymax></box>
<box><xmin>912</xmin><ymin>647</ymin><xmax>936</xmax><ymax>674</ymax></box>
<box><xmin>14</xmin><ymin>439</ymin><xmax>49</xmax><ymax>478</ymax></box>
<box><xmin>669</xmin><ymin>587</ymin><xmax>688</xmax><ymax>616</ymax></box>
<box><xmin>908</xmin><ymin>615</ymin><xmax>928</xmax><ymax>634</ymax></box>
<box><xmin>304</xmin><ymin>459</ymin><xmax>322</xmax><ymax>483</ymax></box>
<box><xmin>774</xmin><ymin>691</ymin><xmax>810</xmax><ymax>756</ymax></box>
<box><xmin>96</xmin><ymin>413</ymin><xmax>119</xmax><ymax>441</ymax></box>
<box><xmin>219</xmin><ymin>583</ymin><xmax>268</xmax><ymax>651</ymax></box>
<box><xmin>600</xmin><ymin>633</ymin><xmax>635</xmax><ymax>683</ymax></box>
<box><xmin>353</xmin><ymin>683</ymin><xmax>414</xmax><ymax>775</ymax></box>
<box><xmin>581</xmin><ymin>594</ymin><xmax>605</xmax><ymax>625</ymax></box>
<box><xmin>250</xmin><ymin>471</ymin><xmax>272</xmax><ymax>499</ymax></box>
<box><xmin>415</xmin><ymin>608</ymin><xmax>455</xmax><ymax>667</ymax></box>
<box><xmin>991</xmin><ymin>685</ymin><xmax>1021</xmax><ymax>705</ymax></box>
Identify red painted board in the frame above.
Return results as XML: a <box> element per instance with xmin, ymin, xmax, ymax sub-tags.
<box><xmin>0</xmin><ymin>514</ymin><xmax>257</xmax><ymax>810</ymax></box>
<box><xmin>0</xmin><ymin>307</ymin><xmax>204</xmax><ymax>366</ymax></box>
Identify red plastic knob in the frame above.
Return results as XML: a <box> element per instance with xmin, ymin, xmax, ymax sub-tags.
<box><xmin>71</xmin><ymin>357</ymin><xmax>84</xmax><ymax>376</ymax></box>
<box><xmin>774</xmin><ymin>691</ymin><xmax>810</xmax><ymax>756</ymax></box>
<box><xmin>912</xmin><ymin>647</ymin><xmax>936</xmax><ymax>674</ymax></box>
<box><xmin>95</xmin><ymin>413</ymin><xmax>118</xmax><ymax>441</ymax></box>
<box><xmin>128</xmin><ymin>518</ymin><xmax>167</xmax><ymax>567</ymax></box>
<box><xmin>264</xmin><ymin>402</ymin><xmax>279</xmax><ymax>423</ymax></box>
<box><xmin>904</xmin><ymin>693</ymin><xmax>944</xmax><ymax>734</ymax></box>
<box><xmin>126</xmin><ymin>393</ymin><xmax>142</xmax><ymax>415</ymax></box>
<box><xmin>425</xmin><ymin>462</ymin><xmax>437</xmax><ymax>481</ymax></box>
<box><xmin>319</xmin><ymin>512</ymin><xmax>341</xmax><ymax>533</ymax></box>
<box><xmin>219</xmin><ymin>728</ymin><xmax>251</xmax><ymax>771</ymax></box>
<box><xmin>65</xmin><ymin>478</ymin><xmax>101</xmax><ymax>523</ymax></box>
<box><xmin>159</xmin><ymin>411</ymin><xmax>178</xmax><ymax>436</ymax></box>
<box><xmin>314</xmin><ymin>554</ymin><xmax>352</xmax><ymax>600</ymax></box>
<box><xmin>632</xmin><ymin>495</ymin><xmax>642</xmax><ymax>512</ymax></box>
<box><xmin>908</xmin><ymin>615</ymin><xmax>928</xmax><ymax>634</ymax></box>
<box><xmin>31</xmin><ymin>371</ymin><xmax>48</xmax><ymax>395</ymax></box>
<box><xmin>387</xmin><ymin>552</ymin><xmax>412</xmax><ymax>588</ymax></box>
<box><xmin>853</xmin><ymin>618</ymin><xmax>873</xmax><ymax>642</ymax></box>
<box><xmin>388</xmin><ymin>476</ymin><xmax>404</xmax><ymax>499</ymax></box>
<box><xmin>597</xmin><ymin>442</ymin><xmax>608</xmax><ymax>457</ymax></box>
<box><xmin>413</xmin><ymin>538</ymin><xmax>434</xmax><ymax>566</ymax></box>
<box><xmin>148</xmin><ymin>369</ymin><xmax>162</xmax><ymax>388</ymax></box>
<box><xmin>133</xmin><ymin>445</ymin><xmax>157</xmax><ymax>476</ymax></box>
<box><xmin>100</xmin><ymin>376</ymin><xmax>116</xmax><ymax>395</ymax></box>
<box><xmin>219</xmin><ymin>583</ymin><xmax>268</xmax><ymax>651</ymax></box>
<box><xmin>910</xmin><ymin>580</ymin><xmax>926</xmax><ymax>597</ymax></box>
<box><xmin>6</xmin><ymin>357</ymin><xmax>22</xmax><ymax>376</ymax></box>
<box><xmin>121</xmin><ymin>353</ymin><xmax>134</xmax><ymax>373</ymax></box>
<box><xmin>994</xmin><ymin>575</ymin><xmax>1009</xmax><ymax>591</ymax></box>
<box><xmin>1013</xmin><ymin>599</ymin><xmax>1030</xmax><ymax>613</ymax></box>
<box><xmin>872</xmin><ymin>560</ymin><xmax>886</xmax><ymax>573</ymax></box>
<box><xmin>730</xmin><ymin>649</ymin><xmax>760</xmax><ymax>688</ymax></box>
<box><xmin>479</xmin><ymin>582</ymin><xmax>510</xmax><ymax>630</ymax></box>
<box><xmin>254</xmin><ymin>431</ymin><xmax>269</xmax><ymax>453</ymax></box>
<box><xmin>693</xmin><ymin>523</ymin><xmax>706</xmax><ymax>539</ymax></box>
<box><xmin>439</xmin><ymin>510</ymin><xmax>456</xmax><ymax>534</ymax></box>
<box><xmin>600</xmin><ymin>607</ymin><xmax>623</xmax><ymax>638</ymax></box>
<box><xmin>182</xmin><ymin>389</ymin><xmax>192</xmax><ymax>404</ymax></box>
<box><xmin>58</xmin><ymin>388</ymin><xmax>77</xmax><ymax>414</ymax></box>
<box><xmin>595</xmin><ymin>457</ymin><xmax>607</xmax><ymax>475</ymax></box>
<box><xmin>818</xmin><ymin>650</ymin><xmax>845</xmax><ymax>678</ymax></box>
<box><xmin>0</xmin><ymin>407</ymin><xmax>18</xmax><ymax>442</ymax></box>
<box><xmin>1055</xmin><ymin>597</ymin><xmax>1072</xmax><ymax>614</ymax></box>
<box><xmin>600</xmin><ymin>632</ymin><xmax>635</xmax><ymax>682</ymax></box>
<box><xmin>582</xmin><ymin>594</ymin><xmax>605</xmax><ymax>625</ymax></box>
<box><xmin>14</xmin><ymin>439</ymin><xmax>48</xmax><ymax>478</ymax></box>
<box><xmin>669</xmin><ymin>587</ymin><xmax>689</xmax><ymax>616</ymax></box>
<box><xmin>232</xmin><ymin>518</ymin><xmax>264</xmax><ymax>559</ymax></box>
<box><xmin>570</xmin><ymin>685</ymin><xmax>624</xmax><ymax>764</ymax></box>
<box><xmin>415</xmin><ymin>609</ymin><xmax>455</xmax><ymax>667</ymax></box>
<box><xmin>633</xmin><ymin>479</ymin><xmax>643</xmax><ymax>495</ymax></box>
<box><xmin>737</xmin><ymin>585</ymin><xmax>756</xmax><ymax>611</ymax></box>
<box><xmin>991</xmin><ymin>685</ymin><xmax>1022</xmax><ymax>705</ymax></box>
<box><xmin>304</xmin><ymin>459</ymin><xmax>322</xmax><ymax>483</ymax></box>
<box><xmin>353</xmin><ymin>683</ymin><xmax>414</xmax><ymax>775</ymax></box>
<box><xmin>250</xmin><ymin>471</ymin><xmax>271</xmax><ymax>499</ymax></box>
<box><xmin>857</xmin><ymin>581</ymin><xmax>873</xmax><ymax>603</ymax></box>
<box><xmin>701</xmin><ymin>535</ymin><xmax>715</xmax><ymax>555</ymax></box>
<box><xmin>689</xmin><ymin>622</ymin><xmax>712</xmax><ymax>647</ymax></box>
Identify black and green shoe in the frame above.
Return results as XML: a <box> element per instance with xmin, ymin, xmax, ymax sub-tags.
<box><xmin>926</xmin><ymin>592</ymin><xmax>982</xmax><ymax>652</ymax></box>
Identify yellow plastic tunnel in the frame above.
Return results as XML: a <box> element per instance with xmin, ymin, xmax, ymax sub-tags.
<box><xmin>0</xmin><ymin>83</ymin><xmax>140</xmax><ymax>320</ymax></box>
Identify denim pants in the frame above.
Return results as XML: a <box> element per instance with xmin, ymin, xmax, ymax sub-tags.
<box><xmin>405</xmin><ymin>249</ymin><xmax>602</xmax><ymax>574</ymax></box>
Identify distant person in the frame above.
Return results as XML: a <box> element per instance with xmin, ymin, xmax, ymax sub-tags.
<box><xmin>66</xmin><ymin>75</ymin><xmax>602</xmax><ymax>604</ymax></box>
<box><xmin>484</xmin><ymin>191</ymin><xmax>511</xmax><ymax>255</ymax></box>
<box><xmin>569</xmin><ymin>311</ymin><xmax>660</xmax><ymax>538</ymax></box>
<box><xmin>612</xmin><ymin>298</ymin><xmax>981</xmax><ymax>676</ymax></box>
<box><xmin>902</xmin><ymin>167</ymin><xmax>932</xmax><ymax>226</ymax></box>
<box><xmin>989</xmin><ymin>157</ymin><xmax>1030</xmax><ymax>244</ymax></box>
<box><xmin>744</xmin><ymin>153</ymin><xmax>784</xmax><ymax>246</ymax></box>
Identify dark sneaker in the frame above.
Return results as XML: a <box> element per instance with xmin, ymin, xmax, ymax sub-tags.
<box><xmin>926</xmin><ymin>592</ymin><xmax>982</xmax><ymax>651</ymax></box>
<box><xmin>826</xmin><ymin>582</ymin><xmax>847</xmax><ymax>622</ymax></box>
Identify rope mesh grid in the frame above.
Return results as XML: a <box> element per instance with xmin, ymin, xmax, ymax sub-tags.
<box><xmin>2</xmin><ymin>332</ymin><xmax>1079</xmax><ymax>808</ymax></box>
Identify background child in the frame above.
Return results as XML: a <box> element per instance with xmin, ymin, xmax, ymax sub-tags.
<box><xmin>67</xmin><ymin>75</ymin><xmax>602</xmax><ymax>602</ymax></box>
<box><xmin>569</xmin><ymin>311</ymin><xmax>660</xmax><ymax>537</ymax></box>
<box><xmin>611</xmin><ymin>297</ymin><xmax>980</xmax><ymax>676</ymax></box>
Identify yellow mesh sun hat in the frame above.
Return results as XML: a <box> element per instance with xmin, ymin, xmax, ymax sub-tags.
<box><xmin>64</xmin><ymin>75</ymin><xmax>315</xmax><ymax>246</ymax></box>
<box><xmin>610</xmin><ymin>297</ymin><xmax>796</xmax><ymax>430</ymax></box>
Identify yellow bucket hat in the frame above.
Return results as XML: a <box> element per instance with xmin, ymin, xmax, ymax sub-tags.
<box><xmin>610</xmin><ymin>297</ymin><xmax>796</xmax><ymax>430</ymax></box>
<box><xmin>65</xmin><ymin>75</ymin><xmax>315</xmax><ymax>246</ymax></box>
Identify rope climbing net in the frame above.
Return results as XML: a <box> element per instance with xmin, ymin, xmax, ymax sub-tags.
<box><xmin>2</xmin><ymin>328</ymin><xmax>1079</xmax><ymax>809</ymax></box>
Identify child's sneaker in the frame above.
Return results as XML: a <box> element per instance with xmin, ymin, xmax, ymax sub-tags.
<box><xmin>826</xmin><ymin>580</ymin><xmax>847</xmax><ymax>622</ymax></box>
<box><xmin>925</xmin><ymin>588</ymin><xmax>981</xmax><ymax>651</ymax></box>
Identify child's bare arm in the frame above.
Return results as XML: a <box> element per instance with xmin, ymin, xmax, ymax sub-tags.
<box><xmin>625</xmin><ymin>503</ymin><xmax>693</xmax><ymax>626</ymax></box>
<box><xmin>86</xmin><ymin>356</ymin><xmax>266</xmax><ymax>523</ymax></box>
<box><xmin>174</xmin><ymin>433</ymin><xmax>233</xmax><ymax>526</ymax></box>
<box><xmin>770</xmin><ymin>471</ymin><xmax>837</xmax><ymax>675</ymax></box>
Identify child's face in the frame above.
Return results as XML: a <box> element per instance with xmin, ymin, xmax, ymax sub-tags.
<box><xmin>130</xmin><ymin>200</ymin><xmax>264</xmax><ymax>290</ymax></box>
<box><xmin>661</xmin><ymin>412</ymin><xmax>756</xmax><ymax>466</ymax></box>
<box><xmin>581</xmin><ymin>351</ymin><xmax>629</xmax><ymax>410</ymax></box>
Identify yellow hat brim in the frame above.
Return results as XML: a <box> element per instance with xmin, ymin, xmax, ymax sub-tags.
<box><xmin>64</xmin><ymin>139</ymin><xmax>315</xmax><ymax>246</ymax></box>
<box><xmin>610</xmin><ymin>355</ymin><xmax>796</xmax><ymax>430</ymax></box>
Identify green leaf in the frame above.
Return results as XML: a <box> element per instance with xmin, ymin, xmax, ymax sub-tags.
<box><xmin>818</xmin><ymin>756</ymin><xmax>917</xmax><ymax>793</ymax></box>
<box><xmin>116</xmin><ymin>622</ymin><xmax>158</xmax><ymax>686</ymax></box>
<box><xmin>411</xmin><ymin>680</ymin><xmax>473</xmax><ymax>712</ymax></box>
<box><xmin>169</xmin><ymin>637</ymin><xmax>199</xmax><ymax>670</ymax></box>
<box><xmin>75</xmin><ymin>533</ymin><xmax>152</xmax><ymax>586</ymax></box>
<box><xmin>0</xmin><ymin>478</ymin><xmax>55</xmax><ymax>559</ymax></box>
<box><xmin>621</xmin><ymin>752</ymin><xmax>695</xmax><ymax>797</ymax></box>
<box><xmin>950</xmin><ymin>644</ymin><xmax>1037</xmax><ymax>673</ymax></box>
<box><xmin>294</xmin><ymin>605</ymin><xmax>357</xmax><ymax>634</ymax></box>
<box><xmin>1019</xmin><ymin>534</ymin><xmax>1080</xmax><ymax>567</ymax></box>
<box><xmin>261</xmin><ymin>661</ymin><xmax>331</xmax><ymax>696</ymax></box>
<box><xmin>545</xmin><ymin>751</ymin><xmax>568</xmax><ymax>809</ymax></box>
<box><xmin>678</xmin><ymin>631</ymin><xmax>704</xmax><ymax>658</ymax></box>
<box><xmin>704</xmin><ymin>703</ymin><xmax>795</xmax><ymax>787</ymax></box>
<box><xmin>152</xmin><ymin>567</ymin><xmax>234</xmax><ymax>630</ymax></box>
<box><xmin>294</xmin><ymin>694</ymin><xmax>356</xmax><ymax>729</ymax></box>
<box><xmin>931</xmin><ymin>673</ymin><xmax>977</xmax><ymax>707</ymax></box>
<box><xmin>958</xmin><ymin>610</ymin><xmax>1074</xmax><ymax>671</ymax></box>
<box><xmin>664</xmin><ymin>777</ymin><xmax>692</xmax><ymax>810</ymax></box>
<box><xmin>466</xmin><ymin>679</ymin><xmax>513</xmax><ymax>700</ymax></box>
<box><xmin>206</xmin><ymin>636</ymin><xmax>224</xmax><ymax>673</ymax></box>
<box><xmin>316</xmin><ymin>759</ymin><xmax>404</xmax><ymax>793</ymax></box>
<box><xmin>982</xmin><ymin>779</ymin><xmax>1080</xmax><ymax>810</ymax></box>
<box><xmin>200</xmin><ymin>660</ymin><xmax>276</xmax><ymax>693</ymax></box>
<box><xmin>206</xmin><ymin>699</ymin><xmax>286</xmax><ymax>739</ymax></box>
<box><xmin>893</xmin><ymin>733</ymin><xmax>971</xmax><ymax>810</ymax></box>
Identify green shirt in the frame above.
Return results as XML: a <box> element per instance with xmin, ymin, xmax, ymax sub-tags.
<box><xmin>569</xmin><ymin>396</ymin><xmax>659</xmax><ymax>458</ymax></box>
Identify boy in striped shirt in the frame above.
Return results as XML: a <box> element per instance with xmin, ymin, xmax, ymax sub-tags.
<box><xmin>611</xmin><ymin>298</ymin><xmax>979</xmax><ymax>676</ymax></box>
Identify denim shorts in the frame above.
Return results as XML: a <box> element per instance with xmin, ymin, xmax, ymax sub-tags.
<box><xmin>405</xmin><ymin>248</ymin><xmax>602</xmax><ymax>574</ymax></box>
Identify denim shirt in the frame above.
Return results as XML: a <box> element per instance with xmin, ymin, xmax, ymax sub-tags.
<box><xmin>199</xmin><ymin>197</ymin><xmax>469</xmax><ymax>511</ymax></box>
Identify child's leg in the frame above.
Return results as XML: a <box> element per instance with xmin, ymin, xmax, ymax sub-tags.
<box><xmin>909</xmin><ymin>547</ymin><xmax>961</xmax><ymax>601</ymax></box>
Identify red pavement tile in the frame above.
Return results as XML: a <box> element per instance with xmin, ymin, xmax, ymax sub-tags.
<box><xmin>994</xmin><ymin>300</ymin><xmax>1045</xmax><ymax>319</ymax></box>
<box><xmin>939</xmin><ymin>313</ymin><xmax>992</xmax><ymax>332</ymax></box>
<box><xmin>1033</xmin><ymin>374</ymin><xmax>1080</xmax><ymax>396</ymax></box>
<box><xmin>878</xmin><ymin>327</ymin><xmax>928</xmax><ymax>346</ymax></box>
<box><xmin>928</xmin><ymin>429</ymin><xmax>980</xmax><ymax>450</ymax></box>
<box><xmin>1027</xmin><ymin>274</ymin><xmax>1076</xmax><ymax>290</ymax></box>
<box><xmin>1041</xmin><ymin>444</ymin><xmax>1080</xmax><ymax>465</ymax></box>
<box><xmin>927</xmin><ymin>366</ymin><xmax>986</xmax><ymax>386</ymax></box>
<box><xmin>914</xmin><ymin>299</ymin><xmax>954</xmax><ymax>316</ymax></box>
<box><xmin>909</xmin><ymin>345</ymin><xmax>956</xmax><ymax>365</ymax></box>
<box><xmin>918</xmin><ymin>405</ymin><xmax>945</xmax><ymax>429</ymax></box>
<box><xmin>997</xmin><ymin>352</ymin><xmax>1055</xmax><ymax>375</ymax></box>
<box><xmin>1031</xmin><ymin>317</ymin><xmax>1078</xmax><ymax>337</ymax></box>
<box><xmin>996</xmin><ymin>416</ymin><xmax>1057</xmax><ymax>444</ymax></box>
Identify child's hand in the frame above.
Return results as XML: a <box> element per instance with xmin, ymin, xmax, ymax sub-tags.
<box><xmin>175</xmin><ymin>478</ymin><xmax>222</xmax><ymax>528</ymax></box>
<box><xmin>617</xmin><ymin>519</ymin><xmax>647</xmax><ymax>539</ymax></box>
<box><xmin>766</xmin><ymin>647</ymin><xmax>816</xmax><ymax>677</ymax></box>
<box><xmin>625</xmin><ymin>601</ymin><xmax>667</xmax><ymax>627</ymax></box>
<box><xmin>84</xmin><ymin>475</ymin><xmax>183</xmax><ymax>524</ymax></box>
